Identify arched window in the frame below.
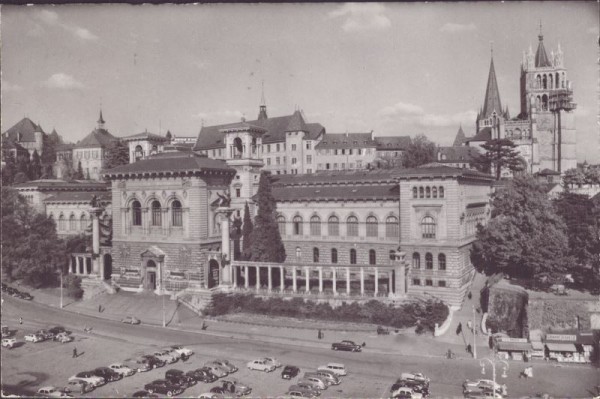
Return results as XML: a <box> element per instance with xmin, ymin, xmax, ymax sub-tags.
<box><xmin>151</xmin><ymin>145</ymin><xmax>158</xmax><ymax>155</ymax></box>
<box><xmin>347</xmin><ymin>216</ymin><xmax>358</xmax><ymax>236</ymax></box>
<box><xmin>80</xmin><ymin>214</ymin><xmax>88</xmax><ymax>230</ymax></box>
<box><xmin>432</xmin><ymin>187</ymin><xmax>438</xmax><ymax>198</ymax></box>
<box><xmin>134</xmin><ymin>145</ymin><xmax>144</xmax><ymax>161</ymax></box>
<box><xmin>412</xmin><ymin>252</ymin><xmax>420</xmax><ymax>269</ymax></box>
<box><xmin>277</xmin><ymin>215</ymin><xmax>286</xmax><ymax>234</ymax></box>
<box><xmin>412</xmin><ymin>187</ymin><xmax>418</xmax><ymax>198</ymax></box>
<box><xmin>555</xmin><ymin>72</ymin><xmax>559</xmax><ymax>89</ymax></box>
<box><xmin>542</xmin><ymin>74</ymin><xmax>547</xmax><ymax>89</ymax></box>
<box><xmin>561</xmin><ymin>72</ymin><xmax>565</xmax><ymax>88</ymax></box>
<box><xmin>366</xmin><ymin>216</ymin><xmax>378</xmax><ymax>237</ymax></box>
<box><xmin>295</xmin><ymin>247</ymin><xmax>301</xmax><ymax>259</ymax></box>
<box><xmin>386</xmin><ymin>216</ymin><xmax>399</xmax><ymax>237</ymax></box>
<box><xmin>439</xmin><ymin>186</ymin><xmax>444</xmax><ymax>198</ymax></box>
<box><xmin>58</xmin><ymin>214</ymin><xmax>66</xmax><ymax>230</ymax></box>
<box><xmin>425</xmin><ymin>253</ymin><xmax>433</xmax><ymax>269</ymax></box>
<box><xmin>331</xmin><ymin>248</ymin><xmax>338</xmax><ymax>264</ymax></box>
<box><xmin>419</xmin><ymin>187</ymin><xmax>424</xmax><ymax>198</ymax></box>
<box><xmin>328</xmin><ymin>215</ymin><xmax>339</xmax><ymax>236</ymax></box>
<box><xmin>542</xmin><ymin>94</ymin><xmax>548</xmax><ymax>111</ymax></box>
<box><xmin>313</xmin><ymin>247</ymin><xmax>319</xmax><ymax>263</ymax></box>
<box><xmin>69</xmin><ymin>214</ymin><xmax>77</xmax><ymax>230</ymax></box>
<box><xmin>536</xmin><ymin>75</ymin><xmax>541</xmax><ymax>88</ymax></box>
<box><xmin>549</xmin><ymin>74</ymin><xmax>553</xmax><ymax>89</ymax></box>
<box><xmin>310</xmin><ymin>215</ymin><xmax>321</xmax><ymax>236</ymax></box>
<box><xmin>350</xmin><ymin>249</ymin><xmax>357</xmax><ymax>265</ymax></box>
<box><xmin>151</xmin><ymin>200</ymin><xmax>162</xmax><ymax>226</ymax></box>
<box><xmin>389</xmin><ymin>250</ymin><xmax>396</xmax><ymax>260</ymax></box>
<box><xmin>369</xmin><ymin>249</ymin><xmax>376</xmax><ymax>265</ymax></box>
<box><xmin>426</xmin><ymin>187</ymin><xmax>431</xmax><ymax>198</ymax></box>
<box><xmin>132</xmin><ymin>201</ymin><xmax>142</xmax><ymax>226</ymax></box>
<box><xmin>421</xmin><ymin>216</ymin><xmax>436</xmax><ymax>238</ymax></box>
<box><xmin>172</xmin><ymin>200</ymin><xmax>182</xmax><ymax>227</ymax></box>
<box><xmin>438</xmin><ymin>253</ymin><xmax>446</xmax><ymax>270</ymax></box>
<box><xmin>293</xmin><ymin>216</ymin><xmax>303</xmax><ymax>235</ymax></box>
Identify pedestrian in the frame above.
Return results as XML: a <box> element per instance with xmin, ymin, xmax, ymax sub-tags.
<box><xmin>466</xmin><ymin>344</ymin><xmax>472</xmax><ymax>354</ymax></box>
<box><xmin>19</xmin><ymin>317</ymin><xmax>23</xmax><ymax>325</ymax></box>
<box><xmin>318</xmin><ymin>329</ymin><xmax>322</xmax><ymax>340</ymax></box>
<box><xmin>98</xmin><ymin>304</ymin><xmax>102</xmax><ymax>313</ymax></box>
<box><xmin>467</xmin><ymin>291</ymin><xmax>472</xmax><ymax>300</ymax></box>
<box><xmin>456</xmin><ymin>322</ymin><xmax>462</xmax><ymax>335</ymax></box>
<box><xmin>467</xmin><ymin>320</ymin><xmax>472</xmax><ymax>332</ymax></box>
<box><xmin>72</xmin><ymin>347</ymin><xmax>78</xmax><ymax>358</ymax></box>
<box><xmin>362</xmin><ymin>341</ymin><xmax>366</xmax><ymax>347</ymax></box>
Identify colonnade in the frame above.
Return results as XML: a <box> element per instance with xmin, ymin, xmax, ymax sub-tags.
<box><xmin>69</xmin><ymin>254</ymin><xmax>94</xmax><ymax>276</ymax></box>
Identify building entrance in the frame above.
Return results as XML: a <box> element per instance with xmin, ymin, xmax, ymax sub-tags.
<box><xmin>208</xmin><ymin>259</ymin><xmax>220</xmax><ymax>288</ymax></box>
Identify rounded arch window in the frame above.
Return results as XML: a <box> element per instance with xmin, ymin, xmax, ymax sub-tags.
<box><xmin>277</xmin><ymin>215</ymin><xmax>286</xmax><ymax>234</ymax></box>
<box><xmin>134</xmin><ymin>145</ymin><xmax>144</xmax><ymax>161</ymax></box>
<box><xmin>328</xmin><ymin>215</ymin><xmax>339</xmax><ymax>236</ymax></box>
<box><xmin>69</xmin><ymin>214</ymin><xmax>77</xmax><ymax>230</ymax></box>
<box><xmin>421</xmin><ymin>216</ymin><xmax>436</xmax><ymax>239</ymax></box>
<box><xmin>310</xmin><ymin>215</ymin><xmax>321</xmax><ymax>236</ymax></box>
<box><xmin>151</xmin><ymin>200</ymin><xmax>162</xmax><ymax>226</ymax></box>
<box><xmin>439</xmin><ymin>186</ymin><xmax>444</xmax><ymax>198</ymax></box>
<box><xmin>313</xmin><ymin>247</ymin><xmax>319</xmax><ymax>263</ymax></box>
<box><xmin>426</xmin><ymin>187</ymin><xmax>431</xmax><ymax>198</ymax></box>
<box><xmin>350</xmin><ymin>248</ymin><xmax>357</xmax><ymax>265</ymax></box>
<box><xmin>366</xmin><ymin>216</ymin><xmax>378</xmax><ymax>237</ymax></box>
<box><xmin>412</xmin><ymin>252</ymin><xmax>420</xmax><ymax>269</ymax></box>
<box><xmin>132</xmin><ymin>201</ymin><xmax>142</xmax><ymax>226</ymax></box>
<box><xmin>346</xmin><ymin>216</ymin><xmax>358</xmax><ymax>237</ymax></box>
<box><xmin>295</xmin><ymin>247</ymin><xmax>301</xmax><ymax>259</ymax></box>
<box><xmin>293</xmin><ymin>215</ymin><xmax>303</xmax><ymax>235</ymax></box>
<box><xmin>331</xmin><ymin>248</ymin><xmax>338</xmax><ymax>264</ymax></box>
<box><xmin>386</xmin><ymin>216</ymin><xmax>399</xmax><ymax>237</ymax></box>
<box><xmin>172</xmin><ymin>200</ymin><xmax>182</xmax><ymax>227</ymax></box>
<box><xmin>369</xmin><ymin>249</ymin><xmax>376</xmax><ymax>265</ymax></box>
<box><xmin>425</xmin><ymin>253</ymin><xmax>433</xmax><ymax>269</ymax></box>
<box><xmin>412</xmin><ymin>187</ymin><xmax>418</xmax><ymax>198</ymax></box>
<box><xmin>438</xmin><ymin>253</ymin><xmax>446</xmax><ymax>270</ymax></box>
<box><xmin>419</xmin><ymin>187</ymin><xmax>424</xmax><ymax>198</ymax></box>
<box><xmin>432</xmin><ymin>187</ymin><xmax>438</xmax><ymax>198</ymax></box>
<box><xmin>80</xmin><ymin>214</ymin><xmax>88</xmax><ymax>230</ymax></box>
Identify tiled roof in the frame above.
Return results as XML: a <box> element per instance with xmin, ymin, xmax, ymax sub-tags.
<box><xmin>2</xmin><ymin>139</ymin><xmax>27</xmax><ymax>151</ymax></box>
<box><xmin>104</xmin><ymin>152</ymin><xmax>234</xmax><ymax>177</ymax></box>
<box><xmin>194</xmin><ymin>112</ymin><xmax>325</xmax><ymax>150</ymax></box>
<box><xmin>465</xmin><ymin>127</ymin><xmax>492</xmax><ymax>143</ymax></box>
<box><xmin>75</xmin><ymin>128</ymin><xmax>117</xmax><ymax>148</ymax></box>
<box><xmin>12</xmin><ymin>179</ymin><xmax>110</xmax><ymax>191</ymax></box>
<box><xmin>436</xmin><ymin>146</ymin><xmax>480</xmax><ymax>163</ymax></box>
<box><xmin>535</xmin><ymin>35</ymin><xmax>552</xmax><ymax>67</ymax></box>
<box><xmin>285</xmin><ymin>110</ymin><xmax>308</xmax><ymax>132</ymax></box>
<box><xmin>44</xmin><ymin>191</ymin><xmax>111</xmax><ymax>204</ymax></box>
<box><xmin>315</xmin><ymin>133</ymin><xmax>376</xmax><ymax>149</ymax></box>
<box><xmin>481</xmin><ymin>57</ymin><xmax>503</xmax><ymax>119</ymax></box>
<box><xmin>56</xmin><ymin>143</ymin><xmax>75</xmax><ymax>151</ymax></box>
<box><xmin>272</xmin><ymin>169</ymin><xmax>399</xmax><ymax>186</ymax></box>
<box><xmin>374</xmin><ymin>136</ymin><xmax>412</xmax><ymax>151</ymax></box>
<box><xmin>453</xmin><ymin>126</ymin><xmax>467</xmax><ymax>146</ymax></box>
<box><xmin>272</xmin><ymin>184</ymin><xmax>399</xmax><ymax>202</ymax></box>
<box><xmin>3</xmin><ymin>117</ymin><xmax>44</xmax><ymax>142</ymax></box>
<box><xmin>122</xmin><ymin>132</ymin><xmax>169</xmax><ymax>142</ymax></box>
<box><xmin>394</xmin><ymin>165</ymin><xmax>493</xmax><ymax>180</ymax></box>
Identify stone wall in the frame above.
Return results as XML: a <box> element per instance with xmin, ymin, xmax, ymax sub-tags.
<box><xmin>528</xmin><ymin>297</ymin><xmax>594</xmax><ymax>332</ymax></box>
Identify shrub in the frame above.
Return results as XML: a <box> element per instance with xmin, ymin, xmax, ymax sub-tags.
<box><xmin>63</xmin><ymin>274</ymin><xmax>83</xmax><ymax>299</ymax></box>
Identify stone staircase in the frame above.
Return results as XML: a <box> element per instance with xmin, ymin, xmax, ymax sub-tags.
<box><xmin>175</xmin><ymin>288</ymin><xmax>217</xmax><ymax>315</ymax></box>
<box><xmin>81</xmin><ymin>277</ymin><xmax>117</xmax><ymax>300</ymax></box>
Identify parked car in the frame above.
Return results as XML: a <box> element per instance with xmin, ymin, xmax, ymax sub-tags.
<box><xmin>153</xmin><ymin>350</ymin><xmax>178</xmax><ymax>364</ymax></box>
<box><xmin>144</xmin><ymin>379</ymin><xmax>184</xmax><ymax>397</ymax></box>
<box><xmin>464</xmin><ymin>391</ymin><xmax>504</xmax><ymax>399</ymax></box>
<box><xmin>305</xmin><ymin>371</ymin><xmax>339</xmax><ymax>386</ymax></box>
<box><xmin>331</xmin><ymin>340</ymin><xmax>362</xmax><ymax>352</ymax></box>
<box><xmin>1</xmin><ymin>326</ymin><xmax>12</xmax><ymax>338</ymax></box>
<box><xmin>25</xmin><ymin>333</ymin><xmax>45</xmax><ymax>343</ymax></box>
<box><xmin>68</xmin><ymin>372</ymin><xmax>105</xmax><ymax>387</ymax></box>
<box><xmin>132</xmin><ymin>390</ymin><xmax>159</xmax><ymax>398</ymax></box>
<box><xmin>463</xmin><ymin>379</ymin><xmax>507</xmax><ymax>397</ymax></box>
<box><xmin>204</xmin><ymin>363</ymin><xmax>229</xmax><ymax>377</ymax></box>
<box><xmin>64</xmin><ymin>379</ymin><xmax>94</xmax><ymax>394</ymax></box>
<box><xmin>287</xmin><ymin>384</ymin><xmax>320</xmax><ymax>397</ymax></box>
<box><xmin>19</xmin><ymin>292</ymin><xmax>33</xmax><ymax>300</ymax></box>
<box><xmin>170</xmin><ymin>345</ymin><xmax>194</xmax><ymax>357</ymax></box>
<box><xmin>298</xmin><ymin>377</ymin><xmax>327</xmax><ymax>391</ymax></box>
<box><xmin>246</xmin><ymin>358</ymin><xmax>276</xmax><ymax>372</ymax></box>
<box><xmin>141</xmin><ymin>355</ymin><xmax>166</xmax><ymax>369</ymax></box>
<box><xmin>187</xmin><ymin>368</ymin><xmax>218</xmax><ymax>383</ymax></box>
<box><xmin>262</xmin><ymin>357</ymin><xmax>282</xmax><ymax>368</ymax></box>
<box><xmin>92</xmin><ymin>367</ymin><xmax>123</xmax><ymax>382</ymax></box>
<box><xmin>121</xmin><ymin>316</ymin><xmax>140</xmax><ymax>325</ymax></box>
<box><xmin>198</xmin><ymin>393</ymin><xmax>225</xmax><ymax>399</ymax></box>
<box><xmin>282</xmin><ymin>365</ymin><xmax>300</xmax><ymax>379</ymax></box>
<box><xmin>220</xmin><ymin>378</ymin><xmax>252</xmax><ymax>396</ymax></box>
<box><xmin>108</xmin><ymin>363</ymin><xmax>136</xmax><ymax>377</ymax></box>
<box><xmin>36</xmin><ymin>386</ymin><xmax>72</xmax><ymax>398</ymax></box>
<box><xmin>36</xmin><ymin>329</ymin><xmax>55</xmax><ymax>340</ymax></box>
<box><xmin>390</xmin><ymin>386</ymin><xmax>423</xmax><ymax>399</ymax></box>
<box><xmin>317</xmin><ymin>363</ymin><xmax>347</xmax><ymax>376</ymax></box>
<box><xmin>212</xmin><ymin>359</ymin><xmax>238</xmax><ymax>373</ymax></box>
<box><xmin>392</xmin><ymin>380</ymin><xmax>429</xmax><ymax>396</ymax></box>
<box><xmin>127</xmin><ymin>358</ymin><xmax>152</xmax><ymax>372</ymax></box>
<box><xmin>165</xmin><ymin>369</ymin><xmax>197</xmax><ymax>388</ymax></box>
<box><xmin>48</xmin><ymin>326</ymin><xmax>69</xmax><ymax>336</ymax></box>
<box><xmin>55</xmin><ymin>333</ymin><xmax>74</xmax><ymax>343</ymax></box>
<box><xmin>2</xmin><ymin>338</ymin><xmax>17</xmax><ymax>349</ymax></box>
<box><xmin>210</xmin><ymin>386</ymin><xmax>227</xmax><ymax>394</ymax></box>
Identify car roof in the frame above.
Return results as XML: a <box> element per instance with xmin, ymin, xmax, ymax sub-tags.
<box><xmin>326</xmin><ymin>363</ymin><xmax>345</xmax><ymax>367</ymax></box>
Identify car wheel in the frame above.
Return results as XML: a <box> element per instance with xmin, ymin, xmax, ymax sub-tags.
<box><xmin>333</xmin><ymin>347</ymin><xmax>338</xmax><ymax>351</ymax></box>
<box><xmin>167</xmin><ymin>391</ymin><xmax>173</xmax><ymax>397</ymax></box>
<box><xmin>148</xmin><ymin>389</ymin><xmax>154</xmax><ymax>394</ymax></box>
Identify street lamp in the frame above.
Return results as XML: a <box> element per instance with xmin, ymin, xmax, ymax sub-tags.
<box><xmin>480</xmin><ymin>357</ymin><xmax>509</xmax><ymax>398</ymax></box>
<box><xmin>60</xmin><ymin>269</ymin><xmax>64</xmax><ymax>309</ymax></box>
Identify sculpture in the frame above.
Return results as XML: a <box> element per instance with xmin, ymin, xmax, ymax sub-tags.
<box><xmin>216</xmin><ymin>191</ymin><xmax>231</xmax><ymax>208</ymax></box>
<box><xmin>90</xmin><ymin>195</ymin><xmax>100</xmax><ymax>208</ymax></box>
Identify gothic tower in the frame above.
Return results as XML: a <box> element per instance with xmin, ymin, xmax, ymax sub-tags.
<box><xmin>476</xmin><ymin>54</ymin><xmax>509</xmax><ymax>140</ymax></box>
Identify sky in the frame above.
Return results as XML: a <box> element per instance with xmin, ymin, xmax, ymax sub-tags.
<box><xmin>1</xmin><ymin>2</ymin><xmax>598</xmax><ymax>162</ymax></box>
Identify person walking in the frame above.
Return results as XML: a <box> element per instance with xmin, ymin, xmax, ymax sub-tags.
<box><xmin>317</xmin><ymin>329</ymin><xmax>322</xmax><ymax>340</ymax></box>
<box><xmin>72</xmin><ymin>347</ymin><xmax>78</xmax><ymax>358</ymax></box>
<box><xmin>19</xmin><ymin>317</ymin><xmax>23</xmax><ymax>325</ymax></box>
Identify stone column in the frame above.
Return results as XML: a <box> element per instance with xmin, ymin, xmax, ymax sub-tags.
<box><xmin>78</xmin><ymin>257</ymin><xmax>83</xmax><ymax>274</ymax></box>
<box><xmin>280</xmin><ymin>266</ymin><xmax>284</xmax><ymax>291</ymax></box>
<box><xmin>233</xmin><ymin>266</ymin><xmax>237</xmax><ymax>288</ymax></box>
<box><xmin>346</xmin><ymin>267</ymin><xmax>350</xmax><ymax>295</ymax></box>
<box><xmin>90</xmin><ymin>207</ymin><xmax>103</xmax><ymax>279</ymax></box>
<box><xmin>74</xmin><ymin>257</ymin><xmax>79</xmax><ymax>275</ymax></box>
<box><xmin>374</xmin><ymin>268</ymin><xmax>379</xmax><ymax>295</ymax></box>
<box><xmin>388</xmin><ymin>271</ymin><xmax>393</xmax><ymax>295</ymax></box>
<box><xmin>318</xmin><ymin>267</ymin><xmax>323</xmax><ymax>293</ymax></box>
<box><xmin>256</xmin><ymin>266</ymin><xmax>260</xmax><ymax>291</ymax></box>
<box><xmin>268</xmin><ymin>266</ymin><xmax>273</xmax><ymax>292</ymax></box>
<box><xmin>305</xmin><ymin>267</ymin><xmax>310</xmax><ymax>292</ymax></box>
<box><xmin>332</xmin><ymin>267</ymin><xmax>337</xmax><ymax>295</ymax></box>
<box><xmin>216</xmin><ymin>207</ymin><xmax>234</xmax><ymax>286</ymax></box>
<box><xmin>244</xmin><ymin>266</ymin><xmax>249</xmax><ymax>289</ymax></box>
<box><xmin>292</xmin><ymin>267</ymin><xmax>297</xmax><ymax>293</ymax></box>
<box><xmin>360</xmin><ymin>267</ymin><xmax>365</xmax><ymax>296</ymax></box>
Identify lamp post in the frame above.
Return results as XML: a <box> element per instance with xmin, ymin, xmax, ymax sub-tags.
<box><xmin>472</xmin><ymin>305</ymin><xmax>477</xmax><ymax>359</ymax></box>
<box><xmin>480</xmin><ymin>357</ymin><xmax>509</xmax><ymax>398</ymax></box>
<box><xmin>60</xmin><ymin>269</ymin><xmax>64</xmax><ymax>309</ymax></box>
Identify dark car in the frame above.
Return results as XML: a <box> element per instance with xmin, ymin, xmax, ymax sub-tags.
<box><xmin>331</xmin><ymin>340</ymin><xmax>362</xmax><ymax>352</ymax></box>
<box><xmin>392</xmin><ymin>382</ymin><xmax>429</xmax><ymax>396</ymax></box>
<box><xmin>93</xmin><ymin>367</ymin><xmax>122</xmax><ymax>382</ymax></box>
<box><xmin>144</xmin><ymin>379</ymin><xmax>183</xmax><ymax>397</ymax></box>
<box><xmin>165</xmin><ymin>369</ymin><xmax>197</xmax><ymax>388</ymax></box>
<box><xmin>49</xmin><ymin>326</ymin><xmax>69</xmax><ymax>336</ymax></box>
<box><xmin>141</xmin><ymin>355</ymin><xmax>166</xmax><ymax>369</ymax></box>
<box><xmin>282</xmin><ymin>365</ymin><xmax>300</xmax><ymax>379</ymax></box>
<box><xmin>19</xmin><ymin>292</ymin><xmax>33</xmax><ymax>300</ymax></box>
<box><xmin>36</xmin><ymin>329</ymin><xmax>55</xmax><ymax>340</ymax></box>
<box><xmin>210</xmin><ymin>386</ymin><xmax>226</xmax><ymax>394</ymax></box>
<box><xmin>132</xmin><ymin>390</ymin><xmax>159</xmax><ymax>398</ymax></box>
<box><xmin>187</xmin><ymin>368</ymin><xmax>219</xmax><ymax>383</ymax></box>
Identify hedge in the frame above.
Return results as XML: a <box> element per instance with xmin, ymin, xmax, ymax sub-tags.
<box><xmin>206</xmin><ymin>293</ymin><xmax>449</xmax><ymax>334</ymax></box>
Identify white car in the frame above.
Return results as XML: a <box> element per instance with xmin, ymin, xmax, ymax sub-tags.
<box><xmin>463</xmin><ymin>379</ymin><xmax>507</xmax><ymax>396</ymax></box>
<box><xmin>317</xmin><ymin>363</ymin><xmax>347</xmax><ymax>376</ymax></box>
<box><xmin>390</xmin><ymin>386</ymin><xmax>423</xmax><ymax>399</ymax></box>
<box><xmin>153</xmin><ymin>350</ymin><xmax>178</xmax><ymax>364</ymax></box>
<box><xmin>400</xmin><ymin>372</ymin><xmax>430</xmax><ymax>384</ymax></box>
<box><xmin>68</xmin><ymin>372</ymin><xmax>105</xmax><ymax>388</ymax></box>
<box><xmin>170</xmin><ymin>345</ymin><xmax>194</xmax><ymax>357</ymax></box>
<box><xmin>36</xmin><ymin>386</ymin><xmax>72</xmax><ymax>398</ymax></box>
<box><xmin>56</xmin><ymin>333</ymin><xmax>74</xmax><ymax>343</ymax></box>
<box><xmin>109</xmin><ymin>363</ymin><xmax>136</xmax><ymax>377</ymax></box>
<box><xmin>24</xmin><ymin>333</ymin><xmax>44</xmax><ymax>343</ymax></box>
<box><xmin>2</xmin><ymin>338</ymin><xmax>16</xmax><ymax>349</ymax></box>
<box><xmin>262</xmin><ymin>357</ymin><xmax>282</xmax><ymax>368</ymax></box>
<box><xmin>246</xmin><ymin>358</ymin><xmax>276</xmax><ymax>372</ymax></box>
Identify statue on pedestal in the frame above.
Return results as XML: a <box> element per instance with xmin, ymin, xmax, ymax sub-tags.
<box><xmin>216</xmin><ymin>191</ymin><xmax>231</xmax><ymax>208</ymax></box>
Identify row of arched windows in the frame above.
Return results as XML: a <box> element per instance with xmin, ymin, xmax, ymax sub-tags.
<box><xmin>130</xmin><ymin>199</ymin><xmax>183</xmax><ymax>227</ymax></box>
<box><xmin>298</xmin><ymin>247</ymin><xmax>381</xmax><ymax>265</ymax></box>
<box><xmin>412</xmin><ymin>252</ymin><xmax>446</xmax><ymax>270</ymax></box>
<box><xmin>535</xmin><ymin>72</ymin><xmax>565</xmax><ymax>90</ymax></box>
<box><xmin>413</xmin><ymin>186</ymin><xmax>444</xmax><ymax>199</ymax></box>
<box><xmin>280</xmin><ymin>214</ymin><xmax>399</xmax><ymax>238</ymax></box>
<box><xmin>51</xmin><ymin>213</ymin><xmax>89</xmax><ymax>231</ymax></box>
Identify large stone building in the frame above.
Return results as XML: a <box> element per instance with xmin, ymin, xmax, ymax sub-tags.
<box><xmin>70</xmin><ymin>111</ymin><xmax>118</xmax><ymax>180</ymax></box>
<box><xmin>2</xmin><ymin>117</ymin><xmax>46</xmax><ymax>158</ymax></box>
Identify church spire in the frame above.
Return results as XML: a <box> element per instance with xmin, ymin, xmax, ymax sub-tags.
<box><xmin>535</xmin><ymin>21</ymin><xmax>552</xmax><ymax>67</ymax></box>
<box><xmin>97</xmin><ymin>109</ymin><xmax>105</xmax><ymax>130</ymax></box>
<box><xmin>453</xmin><ymin>124</ymin><xmax>466</xmax><ymax>147</ymax></box>
<box><xmin>258</xmin><ymin>80</ymin><xmax>268</xmax><ymax>120</ymax></box>
<box><xmin>481</xmin><ymin>54</ymin><xmax>503</xmax><ymax>119</ymax></box>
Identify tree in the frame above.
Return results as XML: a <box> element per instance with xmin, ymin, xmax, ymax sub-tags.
<box><xmin>232</xmin><ymin>216</ymin><xmax>243</xmax><ymax>261</ymax></box>
<box><xmin>41</xmin><ymin>132</ymin><xmax>58</xmax><ymax>176</ymax></box>
<box><xmin>165</xmin><ymin>130</ymin><xmax>172</xmax><ymax>143</ymax></box>
<box><xmin>29</xmin><ymin>150</ymin><xmax>43</xmax><ymax>180</ymax></box>
<box><xmin>474</xmin><ymin>138</ymin><xmax>523</xmax><ymax>180</ymax></box>
<box><xmin>16</xmin><ymin>154</ymin><xmax>30</xmax><ymax>181</ymax></box>
<box><xmin>74</xmin><ymin>160</ymin><xmax>85</xmax><ymax>180</ymax></box>
<box><xmin>241</xmin><ymin>202</ymin><xmax>254</xmax><ymax>260</ymax></box>
<box><xmin>471</xmin><ymin>176</ymin><xmax>570</xmax><ymax>286</ymax></box>
<box><xmin>104</xmin><ymin>139</ymin><xmax>130</xmax><ymax>170</ymax></box>
<box><xmin>562</xmin><ymin>168</ymin><xmax>586</xmax><ymax>187</ymax></box>
<box><xmin>247</xmin><ymin>172</ymin><xmax>286</xmax><ymax>263</ymax></box>
<box><xmin>2</xmin><ymin>151</ymin><xmax>17</xmax><ymax>186</ymax></box>
<box><xmin>401</xmin><ymin>134</ymin><xmax>435</xmax><ymax>168</ymax></box>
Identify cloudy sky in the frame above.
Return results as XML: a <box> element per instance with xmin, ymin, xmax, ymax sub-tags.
<box><xmin>1</xmin><ymin>2</ymin><xmax>598</xmax><ymax>162</ymax></box>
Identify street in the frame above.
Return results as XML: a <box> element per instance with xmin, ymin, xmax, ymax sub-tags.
<box><xmin>1</xmin><ymin>296</ymin><xmax>599</xmax><ymax>398</ymax></box>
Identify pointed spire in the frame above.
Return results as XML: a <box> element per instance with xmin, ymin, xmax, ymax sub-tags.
<box><xmin>258</xmin><ymin>80</ymin><xmax>268</xmax><ymax>120</ymax></box>
<box><xmin>535</xmin><ymin>22</ymin><xmax>552</xmax><ymax>67</ymax></box>
<box><xmin>481</xmin><ymin>55</ymin><xmax>503</xmax><ymax>119</ymax></box>
<box><xmin>286</xmin><ymin>109</ymin><xmax>308</xmax><ymax>132</ymax></box>
<box><xmin>453</xmin><ymin>124</ymin><xmax>467</xmax><ymax>146</ymax></box>
<box><xmin>97</xmin><ymin>109</ymin><xmax>105</xmax><ymax>129</ymax></box>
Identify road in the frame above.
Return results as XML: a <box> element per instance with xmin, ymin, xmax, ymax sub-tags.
<box><xmin>2</xmin><ymin>295</ymin><xmax>598</xmax><ymax>398</ymax></box>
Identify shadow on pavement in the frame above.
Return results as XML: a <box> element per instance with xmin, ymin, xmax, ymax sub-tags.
<box><xmin>3</xmin><ymin>371</ymin><xmax>51</xmax><ymax>397</ymax></box>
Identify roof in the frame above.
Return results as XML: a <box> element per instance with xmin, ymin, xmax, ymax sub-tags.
<box><xmin>271</xmin><ymin>183</ymin><xmax>399</xmax><ymax>202</ymax></box>
<box><xmin>75</xmin><ymin>128</ymin><xmax>117</xmax><ymax>148</ymax></box>
<box><xmin>2</xmin><ymin>117</ymin><xmax>45</xmax><ymax>142</ymax></box>
<box><xmin>12</xmin><ymin>179</ymin><xmax>109</xmax><ymax>191</ymax></box>
<box><xmin>286</xmin><ymin>110</ymin><xmax>308</xmax><ymax>132</ymax></box>
<box><xmin>481</xmin><ymin>57</ymin><xmax>503</xmax><ymax>119</ymax></box>
<box><xmin>453</xmin><ymin>126</ymin><xmax>467</xmax><ymax>146</ymax></box>
<box><xmin>272</xmin><ymin>169</ymin><xmax>399</xmax><ymax>186</ymax></box>
<box><xmin>56</xmin><ymin>143</ymin><xmax>75</xmax><ymax>151</ymax></box>
<box><xmin>436</xmin><ymin>146</ymin><xmax>479</xmax><ymax>163</ymax></box>
<box><xmin>44</xmin><ymin>191</ymin><xmax>110</xmax><ymax>204</ymax></box>
<box><xmin>545</xmin><ymin>342</ymin><xmax>577</xmax><ymax>352</ymax></box>
<box><xmin>540</xmin><ymin>182</ymin><xmax>561</xmax><ymax>194</ymax></box>
<box><xmin>375</xmin><ymin>136</ymin><xmax>412</xmax><ymax>151</ymax></box>
<box><xmin>104</xmin><ymin>152</ymin><xmax>235</xmax><ymax>178</ymax></box>
<box><xmin>576</xmin><ymin>333</ymin><xmax>596</xmax><ymax>346</ymax></box>
<box><xmin>496</xmin><ymin>341</ymin><xmax>532</xmax><ymax>352</ymax></box>
<box><xmin>122</xmin><ymin>132</ymin><xmax>169</xmax><ymax>142</ymax></box>
<box><xmin>194</xmin><ymin>112</ymin><xmax>325</xmax><ymax>150</ymax></box>
<box><xmin>466</xmin><ymin>127</ymin><xmax>492</xmax><ymax>143</ymax></box>
<box><xmin>2</xmin><ymin>139</ymin><xmax>27</xmax><ymax>151</ymax></box>
<box><xmin>537</xmin><ymin>168</ymin><xmax>561</xmax><ymax>176</ymax></box>
<box><xmin>535</xmin><ymin>34</ymin><xmax>552</xmax><ymax>68</ymax></box>
<box><xmin>315</xmin><ymin>133</ymin><xmax>376</xmax><ymax>149</ymax></box>
<box><xmin>395</xmin><ymin>165</ymin><xmax>493</xmax><ymax>181</ymax></box>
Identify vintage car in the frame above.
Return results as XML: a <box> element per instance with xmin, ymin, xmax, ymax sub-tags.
<box><xmin>331</xmin><ymin>340</ymin><xmax>362</xmax><ymax>352</ymax></box>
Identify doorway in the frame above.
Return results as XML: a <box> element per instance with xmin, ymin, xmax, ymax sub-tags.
<box><xmin>103</xmin><ymin>254</ymin><xmax>112</xmax><ymax>280</ymax></box>
<box><xmin>208</xmin><ymin>259</ymin><xmax>220</xmax><ymax>288</ymax></box>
